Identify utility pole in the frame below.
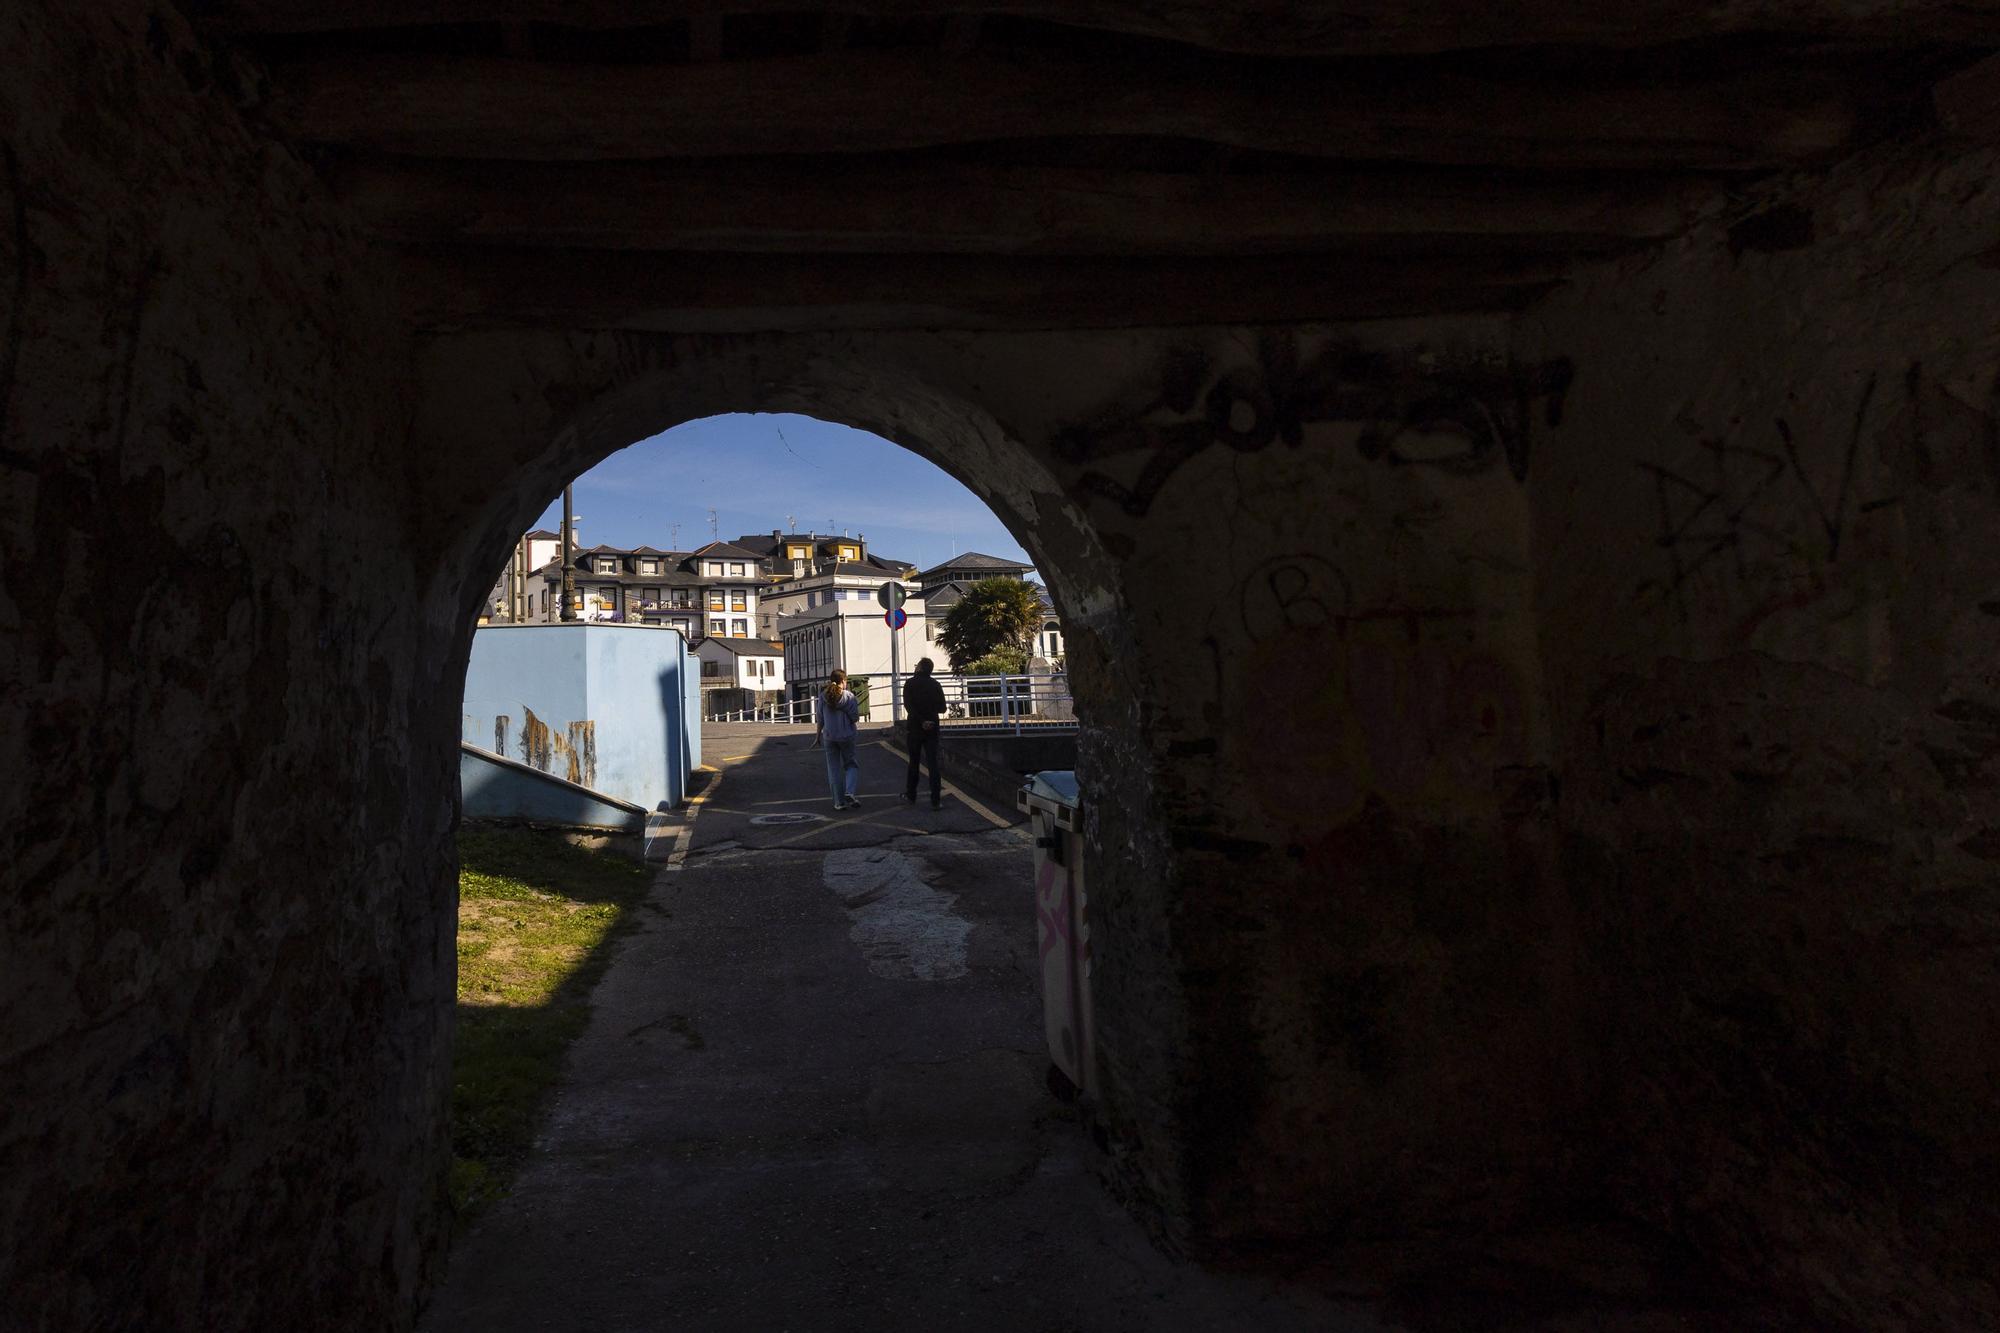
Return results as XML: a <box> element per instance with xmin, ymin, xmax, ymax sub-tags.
<box><xmin>560</xmin><ymin>483</ymin><xmax>576</xmax><ymax>622</ymax></box>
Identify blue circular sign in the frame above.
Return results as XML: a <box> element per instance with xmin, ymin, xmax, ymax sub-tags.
<box><xmin>885</xmin><ymin>608</ymin><xmax>908</xmax><ymax>629</ymax></box>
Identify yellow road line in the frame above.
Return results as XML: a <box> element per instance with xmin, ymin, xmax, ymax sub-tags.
<box><xmin>661</xmin><ymin>765</ymin><xmax>722</xmax><ymax>872</ymax></box>
<box><xmin>876</xmin><ymin>737</ymin><xmax>1012</xmax><ymax>831</ymax></box>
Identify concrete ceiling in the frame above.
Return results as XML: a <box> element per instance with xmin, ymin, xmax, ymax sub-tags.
<box><xmin>183</xmin><ymin>1</ymin><xmax>1999</xmax><ymax>330</ymax></box>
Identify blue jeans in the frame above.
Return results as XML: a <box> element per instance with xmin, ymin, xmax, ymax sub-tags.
<box><xmin>824</xmin><ymin>738</ymin><xmax>859</xmax><ymax>804</ymax></box>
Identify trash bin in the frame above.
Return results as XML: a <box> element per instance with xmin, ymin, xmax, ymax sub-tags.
<box><xmin>1018</xmin><ymin>770</ymin><xmax>1094</xmax><ymax>1100</ymax></box>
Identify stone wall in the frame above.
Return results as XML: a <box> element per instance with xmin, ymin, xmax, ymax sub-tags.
<box><xmin>1031</xmin><ymin>325</ymin><xmax>1591</xmax><ymax>1247</ymax></box>
<box><xmin>0</xmin><ymin>5</ymin><xmax>447</xmax><ymax>1328</ymax></box>
<box><xmin>1522</xmin><ymin>138</ymin><xmax>2000</xmax><ymax>1327</ymax></box>
<box><xmin>9</xmin><ymin>4</ymin><xmax>1997</xmax><ymax>1326</ymax></box>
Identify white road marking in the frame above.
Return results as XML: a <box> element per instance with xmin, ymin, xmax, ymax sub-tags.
<box><xmin>822</xmin><ymin>848</ymin><xmax>971</xmax><ymax>982</ymax></box>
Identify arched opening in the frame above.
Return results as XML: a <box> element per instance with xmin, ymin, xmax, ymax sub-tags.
<box><xmin>18</xmin><ymin>5</ymin><xmax>2000</xmax><ymax>1330</ymax></box>
<box><xmin>407</xmin><ymin>359</ymin><xmax>1236</xmax><ymax>1322</ymax></box>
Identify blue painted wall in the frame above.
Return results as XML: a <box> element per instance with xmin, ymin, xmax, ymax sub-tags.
<box><xmin>459</xmin><ymin>746</ymin><xmax>645</xmax><ymax>831</ymax></box>
<box><xmin>461</xmin><ymin>624</ymin><xmax>699</xmax><ymax>813</ymax></box>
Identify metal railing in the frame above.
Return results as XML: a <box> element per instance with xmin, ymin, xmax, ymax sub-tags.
<box><xmin>705</xmin><ymin>698</ymin><xmax>817</xmax><ymax>725</ymax></box>
<box><xmin>936</xmin><ymin>673</ymin><xmax>1075</xmax><ymax>732</ymax></box>
<box><xmin>704</xmin><ymin>673</ymin><xmax>1073</xmax><ymax>734</ymax></box>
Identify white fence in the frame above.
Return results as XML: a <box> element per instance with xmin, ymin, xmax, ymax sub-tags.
<box><xmin>705</xmin><ymin>673</ymin><xmax>1074</xmax><ymax>734</ymax></box>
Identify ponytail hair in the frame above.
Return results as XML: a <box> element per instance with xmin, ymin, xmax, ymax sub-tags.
<box><xmin>823</xmin><ymin>669</ymin><xmax>848</xmax><ymax>705</ymax></box>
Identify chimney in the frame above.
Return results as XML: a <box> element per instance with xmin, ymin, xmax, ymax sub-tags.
<box><xmin>772</xmin><ymin>528</ymin><xmax>781</xmax><ymax>539</ymax></box>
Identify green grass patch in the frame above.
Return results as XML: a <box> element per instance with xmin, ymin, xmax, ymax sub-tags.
<box><xmin>450</xmin><ymin>825</ymin><xmax>653</xmax><ymax>1220</ymax></box>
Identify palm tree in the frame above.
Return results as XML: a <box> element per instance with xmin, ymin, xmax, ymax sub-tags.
<box><xmin>937</xmin><ymin>578</ymin><xmax>1043</xmax><ymax>672</ymax></box>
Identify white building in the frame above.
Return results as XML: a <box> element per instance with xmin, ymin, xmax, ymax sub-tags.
<box><xmin>778</xmin><ymin>587</ymin><xmax>946</xmax><ymax>719</ymax></box>
<box><xmin>914</xmin><ymin>551</ymin><xmax>1065</xmax><ymax>667</ymax></box>
<box><xmin>696</xmin><ymin>636</ymin><xmax>786</xmax><ymax>704</ymax></box>
<box><xmin>480</xmin><ymin>527</ymin><xmax>569</xmax><ymax>623</ymax></box>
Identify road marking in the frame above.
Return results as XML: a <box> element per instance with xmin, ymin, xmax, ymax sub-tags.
<box><xmin>720</xmin><ymin>753</ymin><xmax>752</xmax><ymax>762</ymax></box>
<box><xmin>660</xmin><ymin>764</ymin><xmax>722</xmax><ymax>872</ymax></box>
<box><xmin>875</xmin><ymin>737</ymin><xmax>1013</xmax><ymax>830</ymax></box>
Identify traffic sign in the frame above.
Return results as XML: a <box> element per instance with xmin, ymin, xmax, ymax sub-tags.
<box><xmin>876</xmin><ymin>581</ymin><xmax>907</xmax><ymax>611</ymax></box>
<box><xmin>885</xmin><ymin>607</ymin><xmax>908</xmax><ymax>630</ymax></box>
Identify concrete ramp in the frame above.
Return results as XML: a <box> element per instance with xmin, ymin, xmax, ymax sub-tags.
<box><xmin>460</xmin><ymin>743</ymin><xmax>646</xmax><ymax>832</ymax></box>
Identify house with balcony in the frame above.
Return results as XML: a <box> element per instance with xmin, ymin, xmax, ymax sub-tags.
<box><xmin>914</xmin><ymin>552</ymin><xmax>1065</xmax><ymax>666</ymax></box>
<box><xmin>696</xmin><ymin>636</ymin><xmax>786</xmax><ymax>713</ymax></box>
<box><xmin>514</xmin><ymin>540</ymin><xmax>768</xmax><ymax>641</ymax></box>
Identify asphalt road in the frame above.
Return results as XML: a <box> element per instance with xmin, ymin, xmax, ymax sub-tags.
<box><xmin>421</xmin><ymin>725</ymin><xmax>1382</xmax><ymax>1333</ymax></box>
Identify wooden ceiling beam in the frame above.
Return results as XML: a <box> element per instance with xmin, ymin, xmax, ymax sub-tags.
<box><xmin>334</xmin><ymin>158</ymin><xmax>1719</xmax><ymax>254</ymax></box>
<box><xmin>197</xmin><ymin>0</ymin><xmax>2000</xmax><ymax>56</ymax></box>
<box><xmin>266</xmin><ymin>50</ymin><xmax>1863</xmax><ymax>170</ymax></box>
<box><xmin>395</xmin><ymin>249</ymin><xmax>1565</xmax><ymax>332</ymax></box>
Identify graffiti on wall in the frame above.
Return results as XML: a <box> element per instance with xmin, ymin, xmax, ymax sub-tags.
<box><xmin>1209</xmin><ymin>553</ymin><xmax>1528</xmax><ymax>828</ymax></box>
<box><xmin>1052</xmin><ymin>334</ymin><xmax>1573</xmax><ymax>517</ymax></box>
<box><xmin>1635</xmin><ymin>359</ymin><xmax>1999</xmax><ymax>635</ymax></box>
<box><xmin>1638</xmin><ymin>371</ymin><xmax>1879</xmax><ymax>610</ymax></box>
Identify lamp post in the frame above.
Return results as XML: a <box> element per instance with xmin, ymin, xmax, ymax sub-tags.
<box><xmin>559</xmin><ymin>484</ymin><xmax>577</xmax><ymax>622</ymax></box>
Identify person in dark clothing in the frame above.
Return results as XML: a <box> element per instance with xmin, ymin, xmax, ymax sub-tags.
<box><xmin>902</xmin><ymin>657</ymin><xmax>947</xmax><ymax>808</ymax></box>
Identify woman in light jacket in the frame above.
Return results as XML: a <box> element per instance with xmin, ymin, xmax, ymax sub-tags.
<box><xmin>819</xmin><ymin>670</ymin><xmax>862</xmax><ymax>809</ymax></box>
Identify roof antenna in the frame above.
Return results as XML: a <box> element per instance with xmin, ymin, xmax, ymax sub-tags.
<box><xmin>786</xmin><ymin>514</ymin><xmax>795</xmax><ymax>533</ymax></box>
<box><xmin>670</xmin><ymin>522</ymin><xmax>680</xmax><ymax>550</ymax></box>
<box><xmin>707</xmin><ymin>507</ymin><xmax>718</xmax><ymax>540</ymax></box>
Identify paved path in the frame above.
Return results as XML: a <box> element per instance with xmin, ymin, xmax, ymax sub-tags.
<box><xmin>422</xmin><ymin>725</ymin><xmax>1385</xmax><ymax>1333</ymax></box>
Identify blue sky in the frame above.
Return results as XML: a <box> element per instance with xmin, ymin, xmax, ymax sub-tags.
<box><xmin>530</xmin><ymin>413</ymin><xmax>1033</xmax><ymax>572</ymax></box>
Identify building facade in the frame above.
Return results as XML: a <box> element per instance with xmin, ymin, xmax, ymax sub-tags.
<box><xmin>695</xmin><ymin>635</ymin><xmax>787</xmax><ymax>711</ymax></box>
<box><xmin>914</xmin><ymin>551</ymin><xmax>1065</xmax><ymax>666</ymax></box>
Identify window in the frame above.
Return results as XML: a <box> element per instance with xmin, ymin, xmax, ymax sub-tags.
<box><xmin>838</xmin><ymin>545</ymin><xmax>857</xmax><ymax>561</ymax></box>
<box><xmin>730</xmin><ymin>593</ymin><xmax>746</xmax><ymax>612</ymax></box>
<box><xmin>540</xmin><ymin>588</ymin><xmax>549</xmax><ymax>614</ymax></box>
<box><xmin>701</xmin><ymin>660</ymin><xmax>719</xmax><ymax>677</ymax></box>
<box><xmin>642</xmin><ymin>585</ymin><xmax>661</xmax><ymax>603</ymax></box>
<box><xmin>788</xmin><ymin>545</ymin><xmax>809</xmax><ymax>560</ymax></box>
<box><xmin>729</xmin><ymin>562</ymin><xmax>745</xmax><ymax>576</ymax></box>
<box><xmin>673</xmin><ymin>590</ymin><xmax>689</xmax><ymax>607</ymax></box>
<box><xmin>639</xmin><ymin>559</ymin><xmax>657</xmax><ymax>575</ymax></box>
<box><xmin>925</xmin><ymin>623</ymin><xmax>933</xmax><ymax>641</ymax></box>
<box><xmin>594</xmin><ymin>557</ymin><xmax>614</xmax><ymax>573</ymax></box>
<box><xmin>709</xmin><ymin>618</ymin><xmax>725</xmax><ymax>635</ymax></box>
<box><xmin>708</xmin><ymin>592</ymin><xmax>725</xmax><ymax>611</ymax></box>
<box><xmin>731</xmin><ymin>619</ymin><xmax>747</xmax><ymax>637</ymax></box>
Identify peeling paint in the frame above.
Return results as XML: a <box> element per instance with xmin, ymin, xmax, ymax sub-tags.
<box><xmin>566</xmin><ymin>719</ymin><xmax>596</xmax><ymax>788</ymax></box>
<box><xmin>521</xmin><ymin>707</ymin><xmax>552</xmax><ymax>772</ymax></box>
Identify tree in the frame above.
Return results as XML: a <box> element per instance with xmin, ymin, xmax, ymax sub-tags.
<box><xmin>962</xmin><ymin>647</ymin><xmax>1029</xmax><ymax>676</ymax></box>
<box><xmin>937</xmin><ymin>578</ymin><xmax>1042</xmax><ymax>670</ymax></box>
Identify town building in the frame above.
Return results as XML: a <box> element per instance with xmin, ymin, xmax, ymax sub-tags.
<box><xmin>695</xmin><ymin>636</ymin><xmax>787</xmax><ymax>712</ymax></box>
<box><xmin>914</xmin><ymin>552</ymin><xmax>1065</xmax><ymax>666</ymax></box>
<box><xmin>777</xmin><ymin>597</ymin><xmax>942</xmax><ymax>718</ymax></box>
<box><xmin>511</xmin><ymin>539</ymin><xmax>767</xmax><ymax>643</ymax></box>
<box><xmin>480</xmin><ymin>528</ymin><xmax>567</xmax><ymax>623</ymax></box>
<box><xmin>502</xmin><ymin>529</ymin><xmax>938</xmax><ymax>705</ymax></box>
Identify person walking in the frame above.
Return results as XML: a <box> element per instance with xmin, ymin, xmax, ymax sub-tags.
<box><xmin>901</xmin><ymin>657</ymin><xmax>947</xmax><ymax>809</ymax></box>
<box><xmin>819</xmin><ymin>669</ymin><xmax>862</xmax><ymax>810</ymax></box>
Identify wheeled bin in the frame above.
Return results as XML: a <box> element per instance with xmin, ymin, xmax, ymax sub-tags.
<box><xmin>1018</xmin><ymin>770</ymin><xmax>1094</xmax><ymax>1099</ymax></box>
